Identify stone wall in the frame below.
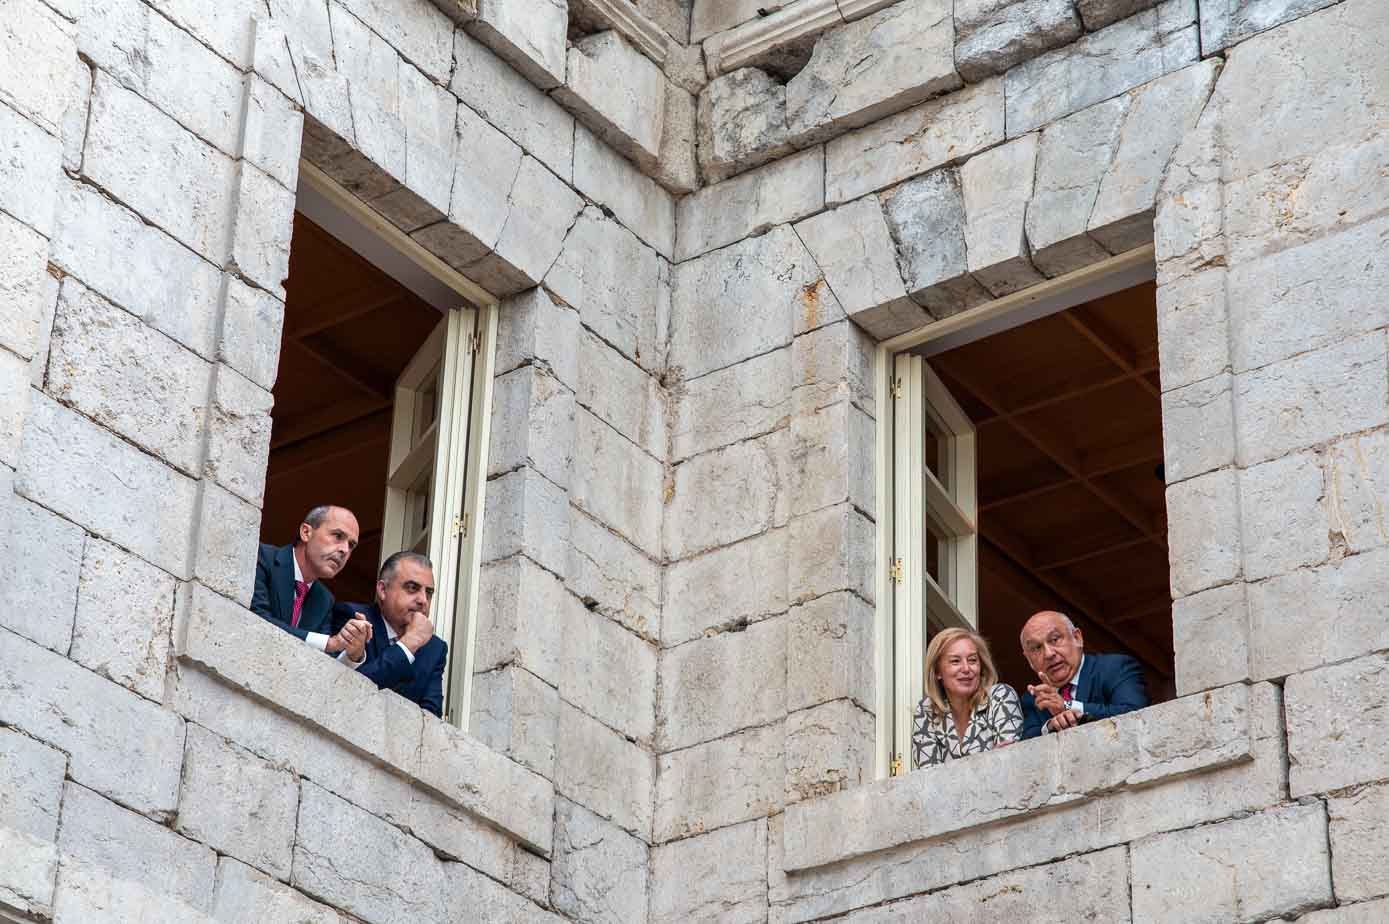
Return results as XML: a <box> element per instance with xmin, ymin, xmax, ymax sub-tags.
<box><xmin>3</xmin><ymin>0</ymin><xmax>1389</xmax><ymax>922</ymax></box>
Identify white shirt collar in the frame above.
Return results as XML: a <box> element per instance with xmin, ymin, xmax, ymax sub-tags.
<box><xmin>291</xmin><ymin>548</ymin><xmax>313</xmax><ymax>588</ymax></box>
<box><xmin>1065</xmin><ymin>654</ymin><xmax>1086</xmax><ymax>690</ymax></box>
<box><xmin>383</xmin><ymin>616</ymin><xmax>399</xmax><ymax>644</ymax></box>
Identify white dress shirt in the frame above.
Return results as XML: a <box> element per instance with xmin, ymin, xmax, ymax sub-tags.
<box><xmin>382</xmin><ymin>616</ymin><xmax>415</xmax><ymax>664</ymax></box>
<box><xmin>1042</xmin><ymin>654</ymin><xmax>1085</xmax><ymax>734</ymax></box>
<box><xmin>294</xmin><ymin>554</ymin><xmax>364</xmax><ymax>669</ymax></box>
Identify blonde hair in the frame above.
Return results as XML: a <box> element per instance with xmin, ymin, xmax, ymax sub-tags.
<box><xmin>923</xmin><ymin>628</ymin><xmax>1000</xmax><ymax>720</ymax></box>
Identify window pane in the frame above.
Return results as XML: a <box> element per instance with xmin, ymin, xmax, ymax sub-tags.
<box><xmin>922</xmin><ymin>408</ymin><xmax>952</xmax><ymax>492</ymax></box>
<box><xmin>413</xmin><ymin>362</ymin><xmax>442</xmax><ymax>442</ymax></box>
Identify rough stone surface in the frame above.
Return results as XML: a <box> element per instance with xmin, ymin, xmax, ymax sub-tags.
<box><xmin>1200</xmin><ymin>0</ymin><xmax>1342</xmax><ymax>52</ymax></box>
<box><xmin>673</xmin><ymin>347</ymin><xmax>792</xmax><ymax>462</ymax></box>
<box><xmin>664</xmin><ymin>432</ymin><xmax>791</xmax><ymax>560</ymax></box>
<box><xmin>955</xmin><ymin>0</ymin><xmax>1081</xmax><ymax>83</ymax></box>
<box><xmin>654</xmin><ymin>81</ymin><xmax>700</xmax><ymax>194</ymax></box>
<box><xmin>0</xmin><ymin>209</ymin><xmax>50</xmax><ymax>361</ymax></box>
<box><xmin>69</xmin><ymin>537</ymin><xmax>175</xmax><ymax>701</ymax></box>
<box><xmin>1172</xmin><ymin>579</ymin><xmax>1250</xmax><ymax>695</ymax></box>
<box><xmin>554</xmin><ymin>702</ymin><xmax>655</xmax><ymax>840</ymax></box>
<box><xmin>468</xmin><ymin>0</ymin><xmax>567</xmax><ymax>88</ymax></box>
<box><xmin>211</xmin><ymin>858</ymin><xmax>343</xmax><ymax>924</ymax></box>
<box><xmin>786</xmin><ymin>592</ymin><xmax>874</xmax><ymax>713</ymax></box>
<box><xmin>50</xmin><ymin>858</ymin><xmax>213</xmax><ymax>923</ymax></box>
<box><xmin>1166</xmin><ymin>468</ymin><xmax>1241</xmax><ymax>598</ymax></box>
<box><xmin>488</xmin><ymin>364</ymin><xmax>576</xmax><ymax>489</ymax></box>
<box><xmin>1286</xmin><ymin>652</ymin><xmax>1389</xmax><ymax>797</ymax></box>
<box><xmin>574</xmin><ymin>124</ymin><xmax>676</xmax><ymax>258</ymax></box>
<box><xmin>0</xmin><ymin>495</ymin><xmax>84</xmax><ymax>654</ymax></box>
<box><xmin>566</xmin><ymin>507</ymin><xmax>663</xmax><ymax>641</ymax></box>
<box><xmin>881</xmin><ymin>168</ymin><xmax>991</xmax><ymax>318</ymax></box>
<box><xmin>561</xmin><ymin>603</ymin><xmax>657</xmax><ymax>743</ymax></box>
<box><xmin>576</xmin><ymin>328</ymin><xmax>666</xmax><ymax>464</ymax></box>
<box><xmin>1239</xmin><ymin>450</ymin><xmax>1328</xmax><ymax>582</ymax></box>
<box><xmin>1131</xmin><ymin>804</ymin><xmax>1332</xmax><ymax>923</ymax></box>
<box><xmin>960</xmin><ymin>133</ymin><xmax>1043</xmax><ymax>296</ymax></box>
<box><xmin>1161</xmin><ymin>372</ymin><xmax>1235</xmax><ymax>484</ymax></box>
<box><xmin>663</xmin><ymin>528</ymin><xmax>788</xmax><ymax>646</ymax></box>
<box><xmin>551</xmin><ymin>797</ymin><xmax>649</xmax><ymax>924</ymax></box>
<box><xmin>0</xmin><ymin>824</ymin><xmax>58</xmax><ymax>918</ymax></box>
<box><xmin>556</xmin><ymin>31</ymin><xmax>667</xmax><ymax>170</ymax></box>
<box><xmin>785</xmin><ymin>700</ymin><xmax>874</xmax><ymax>803</ymax></box>
<box><xmin>0</xmin><ymin>725</ymin><xmax>66</xmax><ymax>843</ymax></box>
<box><xmin>795</xmin><ymin>197</ymin><xmax>921</xmax><ymax>336</ymax></box>
<box><xmin>655</xmin><ymin>722</ymin><xmax>783</xmax><ymax>842</ymax></box>
<box><xmin>659</xmin><ymin>617</ymin><xmax>785</xmax><ymax>751</ymax></box>
<box><xmin>571</xmin><ymin>408</ymin><xmax>665</xmax><ymax>557</ymax></box>
<box><xmin>676</xmin><ymin>146</ymin><xmax>825</xmax><ymax>262</ymax></box>
<box><xmin>697</xmin><ymin>68</ymin><xmax>792</xmax><ymax>184</ymax></box>
<box><xmin>469</xmin><ymin>664</ymin><xmax>560</xmax><ymax>778</ymax></box>
<box><xmin>650</xmin><ymin>819</ymin><xmax>768</xmax><ymax>923</ymax></box>
<box><xmin>1328</xmin><ymin>783</ymin><xmax>1389</xmax><ymax>903</ymax></box>
<box><xmin>0</xmin><ymin>0</ymin><xmax>78</xmax><ymax>135</ymax></box>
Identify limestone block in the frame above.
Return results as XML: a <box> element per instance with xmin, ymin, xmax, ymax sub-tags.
<box><xmin>1155</xmin><ymin>269</ymin><xmax>1228</xmax><ymax>393</ymax></box>
<box><xmin>552</xmin><ymin>797</ymin><xmax>649</xmax><ymax>924</ymax></box>
<box><xmin>47</xmin><ymin>279</ymin><xmax>212</xmax><ymax>475</ymax></box>
<box><xmin>204</xmin><ymin>364</ymin><xmax>274</xmax><ymax>505</ymax></box>
<box><xmin>1286</xmin><ymin>652</ymin><xmax>1389</xmax><ymax>796</ymax></box>
<box><xmin>509</xmin><ymin>848</ymin><xmax>551</xmax><ymax>908</ymax></box>
<box><xmin>241</xmin><ymin>77</ymin><xmax>302</xmax><ymax>195</ymax></box>
<box><xmin>191</xmin><ymin>481</ymin><xmax>261</xmax><ymax>606</ymax></box>
<box><xmin>795</xmin><ymin>197</ymin><xmax>923</xmax><ymax>338</ymax></box>
<box><xmin>786</xmin><ymin>592</ymin><xmax>873</xmax><ymax>712</ymax></box>
<box><xmin>211</xmin><ymin>858</ymin><xmax>343</xmax><ymax>924</ymax></box>
<box><xmin>960</xmin><ymin>133</ymin><xmax>1044</xmax><ymax>296</ymax></box>
<box><xmin>52</xmin><ymin>178</ymin><xmax>223</xmax><ymax>360</ymax></box>
<box><xmin>1328</xmin><ymin>429</ymin><xmax>1389</xmax><ymax>556</ymax></box>
<box><xmin>673</xmin><ymin>348</ymin><xmax>792</xmax><ymax>462</ymax></box>
<box><xmin>1239</xmin><ymin>451</ymin><xmax>1328</xmax><ymax>581</ymax></box>
<box><xmin>494</xmin><ymin>287</ymin><xmax>581</xmax><ymax>388</ymax></box>
<box><xmin>664</xmin><ymin>41</ymin><xmax>708</xmax><ymax>94</ymax></box>
<box><xmin>0</xmin><ymin>349</ymin><xmax>27</xmax><ymax>468</ymax></box>
<box><xmin>451</xmin><ymin>28</ymin><xmax>575</xmax><ymax>181</ymax></box>
<box><xmin>653</xmin><ymin>82</ymin><xmax>699</xmax><ymax>195</ymax></box>
<box><xmin>1172</xmin><ymin>582</ymin><xmax>1249</xmax><ymax>694</ymax></box>
<box><xmin>650</xmin><ymin>819</ymin><xmax>768</xmax><ymax>923</ymax></box>
<box><xmin>0</xmin><ymin>210</ymin><xmax>49</xmax><ymax>361</ymax></box>
<box><xmin>470</xmin><ymin>665</ymin><xmax>561</xmax><ymax>778</ymax></box>
<box><xmin>337</xmin><ymin>0</ymin><xmax>454</xmax><ymax>80</ymax></box>
<box><xmin>406</xmin><ymin>788</ymin><xmax>528</xmax><ymax>887</ymax></box>
<box><xmin>468</xmin><ymin>0</ymin><xmax>567</xmax><ymax>88</ymax></box>
<box><xmin>664</xmin><ymin>528</ymin><xmax>788</xmax><ymax>647</ymax></box>
<box><xmin>0</xmin><ymin>726</ymin><xmax>65</xmax><ymax>843</ymax></box>
<box><xmin>881</xmin><ymin>169</ymin><xmax>991</xmax><ymax>319</ymax></box>
<box><xmin>481</xmin><ymin>467</ymin><xmax>570</xmax><ymax>579</ymax></box>
<box><xmin>574</xmin><ymin>124</ymin><xmax>676</xmax><ymax>258</ymax></box>
<box><xmin>1235</xmin><ymin>332</ymin><xmax>1389</xmax><ymax>467</ymax></box>
<box><xmin>691</xmin><ymin>0</ymin><xmax>790</xmax><ymax>42</ymax></box>
<box><xmin>1329</xmin><ymin>783</ymin><xmax>1389</xmax><ymax>902</ymax></box>
<box><xmin>397</xmin><ymin>63</ymin><xmax>457</xmax><ymax>221</ymax></box>
<box><xmin>676</xmin><ymin>146</ymin><xmax>825</xmax><ymax>262</ymax></box>
<box><xmin>670</xmin><ymin>226</ymin><xmax>826</xmax><ymax>381</ymax></box>
<box><xmin>0</xmin><ymin>495</ymin><xmax>82</xmax><ymax>654</ymax></box>
<box><xmin>68</xmin><ymin>538</ymin><xmax>175</xmax><ymax>701</ymax></box>
<box><xmin>1078</xmin><ymin>0</ymin><xmax>1165</xmax><ymax>29</ymax></box>
<box><xmin>1090</xmin><ymin>61</ymin><xmax>1219</xmax><ymax>253</ymax></box>
<box><xmin>1294</xmin><ymin>899</ymin><xmax>1389</xmax><ymax>924</ymax></box>
<box><xmin>470</xmin><ymin>157</ymin><xmax>586</xmax><ymax>297</ymax></box>
<box><xmin>1166</xmin><ymin>467</ymin><xmax>1240</xmax><ymax>597</ymax></box>
<box><xmin>1005</xmin><ymin>0</ymin><xmax>1199</xmax><ymax>137</ymax></box>
<box><xmin>474</xmin><ymin>555</ymin><xmax>566</xmax><ymax>684</ymax></box>
<box><xmin>954</xmin><ymin>0</ymin><xmax>1081</xmax><ymax>83</ymax></box>
<box><xmin>0</xmin><ymin>0</ymin><xmax>77</xmax><ymax>134</ymax></box>
<box><xmin>0</xmin><ymin>825</ymin><xmax>57</xmax><ymax>918</ymax></box>
<box><xmin>60</xmin><ymin>55</ymin><xmax>92</xmax><ymax>172</ymax></box>
<box><xmin>697</xmin><ymin>68</ymin><xmax>792</xmax><ymax>184</ymax></box>
<box><xmin>665</xmin><ymin>433</ymin><xmax>789</xmax><ymax>560</ymax></box>
<box><xmin>659</xmin><ymin>616</ymin><xmax>786</xmax><ymax>751</ymax></box>
<box><xmin>1027</xmin><ymin>96</ymin><xmax>1127</xmax><ymax>276</ymax></box>
<box><xmin>576</xmin><ymin>328</ymin><xmax>666</xmax><ymax>461</ymax></box>
<box><xmin>1161</xmin><ymin>372</ymin><xmax>1234</xmax><ymax>484</ymax></box>
<box><xmin>787</xmin><ymin>400</ymin><xmax>875</xmax><ymax>517</ymax></box>
<box><xmin>792</xmin><ymin>320</ymin><xmax>876</xmax><ymax>418</ymax></box>
<box><xmin>824</xmin><ymin>78</ymin><xmax>1004</xmax><ymax>205</ymax></box>
<box><xmin>1132</xmin><ymin>804</ymin><xmax>1331</xmax><ymax>923</ymax></box>
<box><xmin>785</xmin><ymin>700</ymin><xmax>873</xmax><ymax>804</ymax></box>
<box><xmin>546</xmin><ymin>208</ymin><xmax>663</xmax><ymax>373</ymax></box>
<box><xmin>25</xmin><ymin>272</ymin><xmax>57</xmax><ymax>388</ymax></box>
<box><xmin>50</xmin><ymin>859</ymin><xmax>214</xmax><ymax>924</ymax></box>
<box><xmin>0</xmin><ymin>91</ymin><xmax>62</xmax><ymax>237</ymax></box>
<box><xmin>654</xmin><ymin>722</ymin><xmax>783</xmax><ymax>842</ymax></box>
<box><xmin>293</xmin><ymin>781</ymin><xmax>446</xmax><ymax>921</ymax></box>
<box><xmin>557</xmin><ymin>32</ymin><xmax>667</xmax><ymax>171</ymax></box>
<box><xmin>60</xmin><ymin>782</ymin><xmax>217</xmax><ymax>910</ymax></box>
<box><xmin>1200</xmin><ymin>0</ymin><xmax>1342</xmax><ymax>53</ymax></box>
<box><xmin>83</xmin><ymin>74</ymin><xmax>236</xmax><ymax>262</ymax></box>
<box><xmin>567</xmin><ymin>507</ymin><xmax>662</xmax><ymax>641</ymax></box>
<box><xmin>571</xmin><ymin>408</ymin><xmax>665</xmax><ymax>557</ymax></box>
<box><xmin>143</xmin><ymin>0</ymin><xmax>262</xmax><ymax>68</ymax></box>
<box><xmin>554</xmin><ymin>701</ymin><xmax>655</xmax><ymax>840</ymax></box>
<box><xmin>447</xmin><ymin>861</ymin><xmax>558</xmax><ymax>923</ymax></box>
<box><xmin>787</xmin><ymin>503</ymin><xmax>875</xmax><ymax>605</ymax></box>
<box><xmin>18</xmin><ymin>393</ymin><xmax>198</xmax><ymax>579</ymax></box>
<box><xmin>786</xmin><ymin>0</ymin><xmax>959</xmax><ymax>143</ymax></box>
<box><xmin>561</xmin><ymin>604</ymin><xmax>657</xmax><ymax>743</ymax></box>
<box><xmin>488</xmin><ymin>364</ymin><xmax>576</xmax><ymax>489</ymax></box>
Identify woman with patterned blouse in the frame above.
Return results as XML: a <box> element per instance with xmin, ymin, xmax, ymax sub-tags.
<box><xmin>911</xmin><ymin>627</ymin><xmax>1023</xmax><ymax>768</ymax></box>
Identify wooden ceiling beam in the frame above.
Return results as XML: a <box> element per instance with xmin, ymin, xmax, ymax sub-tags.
<box><xmin>282</xmin><ymin>337</ymin><xmax>393</xmax><ymax>401</ymax></box>
<box><xmin>1063</xmin><ymin>310</ymin><xmax>1159</xmax><ymax>400</ymax></box>
<box><xmin>980</xmin><ymin>445</ymin><xmax>1165</xmax><ymax>512</ymax></box>
<box><xmin>287</xmin><ymin>290</ymin><xmax>406</xmax><ymax>339</ymax></box>
<box><xmin>271</xmin><ymin>398</ymin><xmax>392</xmax><ymax>451</ymax></box>
<box><xmin>268</xmin><ymin>409</ymin><xmax>393</xmax><ymax>481</ymax></box>
<box><xmin>1034</xmin><ymin>534</ymin><xmax>1150</xmax><ymax>572</ymax></box>
<box><xmin>966</xmin><ymin>366</ymin><xmax>1159</xmax><ymax>426</ymax></box>
<box><xmin>1109</xmin><ymin>598</ymin><xmax>1175</xmax><ymax>627</ymax></box>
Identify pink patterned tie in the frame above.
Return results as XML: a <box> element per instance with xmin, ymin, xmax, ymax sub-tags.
<box><xmin>291</xmin><ymin>580</ymin><xmax>308</xmax><ymax>628</ymax></box>
<box><xmin>1061</xmin><ymin>683</ymin><xmax>1075</xmax><ymax>704</ymax></box>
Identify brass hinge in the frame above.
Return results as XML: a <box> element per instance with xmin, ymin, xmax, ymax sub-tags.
<box><xmin>450</xmin><ymin>515</ymin><xmax>464</xmax><ymax>538</ymax></box>
<box><xmin>467</xmin><ymin>330</ymin><xmax>482</xmax><ymax>354</ymax></box>
<box><xmin>890</xmin><ymin>377</ymin><xmax>903</xmax><ymax>400</ymax></box>
<box><xmin>888</xmin><ymin>558</ymin><xmax>904</xmax><ymax>584</ymax></box>
<box><xmin>890</xmin><ymin>753</ymin><xmax>904</xmax><ymax>777</ymax></box>
<box><xmin>461</xmin><ymin>511</ymin><xmax>471</xmax><ymax>537</ymax></box>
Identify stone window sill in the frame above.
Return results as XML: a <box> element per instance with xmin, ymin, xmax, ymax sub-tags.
<box><xmin>782</xmin><ymin>682</ymin><xmax>1256</xmax><ymax>873</ymax></box>
<box><xmin>175</xmin><ymin>584</ymin><xmax>554</xmax><ymax>855</ymax></box>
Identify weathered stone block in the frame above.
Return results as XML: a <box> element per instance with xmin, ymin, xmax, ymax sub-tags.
<box><xmin>654</xmin><ymin>81</ymin><xmax>699</xmax><ymax>194</ymax></box>
<box><xmin>676</xmin><ymin>146</ymin><xmax>824</xmax><ymax>262</ymax></box>
<box><xmin>475</xmin><ymin>555</ymin><xmax>566</xmax><ymax>683</ymax></box>
<box><xmin>786</xmin><ymin>503</ymin><xmax>875</xmax><ymax>605</ymax></box>
<box><xmin>481</xmin><ymin>466</ymin><xmax>570</xmax><ymax>579</ymax></box>
<box><xmin>1200</xmin><ymin>0</ymin><xmax>1342</xmax><ymax>53</ymax></box>
<box><xmin>1329</xmin><ymin>783</ymin><xmax>1389</xmax><ymax>903</ymax></box>
<box><xmin>786</xmin><ymin>0</ymin><xmax>959</xmax><ymax>142</ymax></box>
<box><xmin>691</xmin><ymin>0</ymin><xmax>789</xmax><ymax>42</ymax></box>
<box><xmin>654</xmin><ymin>722</ymin><xmax>783</xmax><ymax>842</ymax></box>
<box><xmin>574</xmin><ymin>124</ymin><xmax>676</xmax><ymax>258</ymax></box>
<box><xmin>547</xmin><ymin>208</ymin><xmax>663</xmax><ymax>373</ymax></box>
<box><xmin>1166</xmin><ymin>467</ymin><xmax>1241</xmax><ymax>597</ymax></box>
<box><xmin>470</xmin><ymin>664</ymin><xmax>561</xmax><ymax>778</ymax></box>
<box><xmin>786</xmin><ymin>592</ymin><xmax>874</xmax><ymax>713</ymax></box>
<box><xmin>1327</xmin><ymin>428</ymin><xmax>1389</xmax><ymax>558</ymax></box>
<box><xmin>494</xmin><ymin>287</ymin><xmax>581</xmax><ymax>388</ymax></box>
<box><xmin>1172</xmin><ymin>581</ymin><xmax>1249</xmax><ymax>695</ymax></box>
<box><xmin>785</xmin><ymin>700</ymin><xmax>873</xmax><ymax>804</ymax></box>
<box><xmin>1005</xmin><ymin>0</ymin><xmax>1199</xmax><ymax>137</ymax></box>
<box><xmin>1161</xmin><ymin>373</ymin><xmax>1234</xmax><ymax>484</ymax></box>
<box><xmin>0</xmin><ymin>209</ymin><xmax>50</xmax><ymax>361</ymax></box>
<box><xmin>650</xmin><ymin>819</ymin><xmax>768</xmax><ymax>923</ymax></box>
<box><xmin>1294</xmin><ymin>898</ymin><xmax>1389</xmax><ymax>924</ymax></box>
<box><xmin>567</xmin><ymin>506</ymin><xmax>662</xmax><ymax>641</ymax></box>
<box><xmin>470</xmin><ymin>156</ymin><xmax>586</xmax><ymax>297</ymax></box>
<box><xmin>659</xmin><ymin>616</ymin><xmax>785</xmax><ymax>751</ymax></box>
<box><xmin>825</xmin><ymin>78</ymin><xmax>1004</xmax><ymax>205</ymax></box>
<box><xmin>881</xmin><ymin>168</ymin><xmax>991</xmax><ymax>319</ymax></box>
<box><xmin>665</xmin><ymin>432</ymin><xmax>789</xmax><ymax>560</ymax></box>
<box><xmin>960</xmin><ymin>133</ymin><xmax>1044</xmax><ymax>296</ymax></box>
<box><xmin>50</xmin><ymin>858</ymin><xmax>213</xmax><ymax>923</ymax></box>
<box><xmin>1131</xmin><ymin>804</ymin><xmax>1331</xmax><ymax>923</ymax></box>
<box><xmin>552</xmin><ymin>797</ymin><xmax>649</xmax><ymax>924</ymax></box>
<box><xmin>241</xmin><ymin>76</ymin><xmax>302</xmax><ymax>192</ymax></box>
<box><xmin>673</xmin><ymin>347</ymin><xmax>791</xmax><ymax>462</ymax></box>
<box><xmin>792</xmin><ymin>320</ymin><xmax>875</xmax><ymax>418</ymax></box>
<box><xmin>1286</xmin><ymin>652</ymin><xmax>1389</xmax><ymax>796</ymax></box>
<box><xmin>191</xmin><ymin>481</ymin><xmax>260</xmax><ymax>607</ymax></box>
<box><xmin>554</xmin><ymin>701</ymin><xmax>655</xmax><ymax>840</ymax></box>
<box><xmin>175</xmin><ymin>725</ymin><xmax>298</xmax><ymax>881</ymax></box>
<box><xmin>0</xmin><ymin>825</ymin><xmax>57</xmax><ymax>919</ymax></box>
<box><xmin>468</xmin><ymin>0</ymin><xmax>567</xmax><ymax>88</ymax></box>
<box><xmin>488</xmin><ymin>364</ymin><xmax>576</xmax><ymax>489</ymax></box>
<box><xmin>1078</xmin><ymin>0</ymin><xmax>1165</xmax><ymax>29</ymax></box>
<box><xmin>1155</xmin><ymin>268</ymin><xmax>1228</xmax><ymax>393</ymax></box>
<box><xmin>557</xmin><ymin>31</ymin><xmax>667</xmax><ymax>170</ymax></box>
<box><xmin>0</xmin><ymin>726</ymin><xmax>65</xmax><ymax>843</ymax></box>
<box><xmin>18</xmin><ymin>393</ymin><xmax>198</xmax><ymax>580</ymax></box>
<box><xmin>787</xmin><ymin>400</ymin><xmax>875</xmax><ymax>517</ymax></box>
<box><xmin>0</xmin><ymin>0</ymin><xmax>77</xmax><ymax>134</ymax></box>
<box><xmin>796</xmin><ymin>197</ymin><xmax>922</xmax><ymax>337</ymax></box>
<box><xmin>211</xmin><ymin>857</ymin><xmax>342</xmax><ymax>924</ymax></box>
<box><xmin>451</xmin><ymin>27</ymin><xmax>575</xmax><ymax>181</ymax></box>
<box><xmin>576</xmin><ymin>328</ymin><xmax>666</xmax><ymax>461</ymax></box>
<box><xmin>0</xmin><ymin>493</ymin><xmax>82</xmax><ymax>654</ymax></box>
<box><xmin>663</xmin><ymin>528</ymin><xmax>788</xmax><ymax>647</ymax></box>
<box><xmin>0</xmin><ymin>88</ymin><xmax>63</xmax><ymax>237</ymax></box>
<box><xmin>83</xmin><ymin>73</ymin><xmax>236</xmax><ymax>262</ymax></box>
<box><xmin>0</xmin><ymin>349</ymin><xmax>28</xmax><ymax>467</ymax></box>
<box><xmin>697</xmin><ymin>68</ymin><xmax>792</xmax><ymax>184</ymax></box>
<box><xmin>68</xmin><ymin>537</ymin><xmax>175</xmax><ymax>701</ymax></box>
<box><xmin>955</xmin><ymin>0</ymin><xmax>1081</xmax><ymax>83</ymax></box>
<box><xmin>60</xmin><ymin>54</ymin><xmax>92</xmax><ymax>172</ymax></box>
<box><xmin>1239</xmin><ymin>450</ymin><xmax>1328</xmax><ymax>581</ymax></box>
<box><xmin>60</xmin><ymin>782</ymin><xmax>217</xmax><ymax>910</ymax></box>
<box><xmin>562</xmin><ymin>604</ymin><xmax>657</xmax><ymax>743</ymax></box>
<box><xmin>571</xmin><ymin>408</ymin><xmax>664</xmax><ymax>557</ymax></box>
<box><xmin>204</xmin><ymin>364</ymin><xmax>274</xmax><ymax>505</ymax></box>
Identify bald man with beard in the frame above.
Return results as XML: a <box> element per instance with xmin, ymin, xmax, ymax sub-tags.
<box><xmin>1018</xmin><ymin>610</ymin><xmax>1148</xmax><ymax>739</ymax></box>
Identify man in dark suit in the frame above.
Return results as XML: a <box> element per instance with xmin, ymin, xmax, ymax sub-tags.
<box><xmin>332</xmin><ymin>551</ymin><xmax>447</xmax><ymax>718</ymax></box>
<box><xmin>1018</xmin><ymin>610</ymin><xmax>1148</xmax><ymax>739</ymax></box>
<box><xmin>251</xmin><ymin>505</ymin><xmax>371</xmax><ymax>664</ymax></box>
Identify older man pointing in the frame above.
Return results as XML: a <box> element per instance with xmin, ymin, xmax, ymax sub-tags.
<box><xmin>1018</xmin><ymin>610</ymin><xmax>1148</xmax><ymax>739</ymax></box>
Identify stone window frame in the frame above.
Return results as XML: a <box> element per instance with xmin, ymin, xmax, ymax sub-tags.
<box><xmin>871</xmin><ymin>247</ymin><xmax>1159</xmax><ymax>778</ymax></box>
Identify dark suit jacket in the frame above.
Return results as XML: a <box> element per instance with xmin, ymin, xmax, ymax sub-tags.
<box><xmin>250</xmin><ymin>543</ymin><xmax>335</xmax><ymax>641</ymax></box>
<box><xmin>1020</xmin><ymin>652</ymin><xmax>1149</xmax><ymax>739</ymax></box>
<box><xmin>332</xmin><ymin>602</ymin><xmax>447</xmax><ymax>718</ymax></box>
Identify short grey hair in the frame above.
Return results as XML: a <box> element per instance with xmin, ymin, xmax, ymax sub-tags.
<box><xmin>302</xmin><ymin>505</ymin><xmax>334</xmax><ymax>529</ymax></box>
<box><xmin>379</xmin><ymin>551</ymin><xmax>433</xmax><ymax>584</ymax></box>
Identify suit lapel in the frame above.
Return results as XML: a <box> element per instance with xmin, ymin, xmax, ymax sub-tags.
<box><xmin>1077</xmin><ymin>655</ymin><xmax>1099</xmax><ymax>704</ymax></box>
<box><xmin>273</xmin><ymin>545</ymin><xmax>296</xmax><ymax>624</ymax></box>
<box><xmin>369</xmin><ymin>607</ymin><xmax>390</xmax><ymax>664</ymax></box>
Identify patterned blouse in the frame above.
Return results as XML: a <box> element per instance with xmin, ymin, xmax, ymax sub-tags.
<box><xmin>912</xmin><ymin>683</ymin><xmax>1023</xmax><ymax>768</ymax></box>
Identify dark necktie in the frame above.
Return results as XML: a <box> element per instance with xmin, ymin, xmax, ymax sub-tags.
<box><xmin>291</xmin><ymin>580</ymin><xmax>308</xmax><ymax>628</ymax></box>
<box><xmin>1061</xmin><ymin>682</ymin><xmax>1075</xmax><ymax>704</ymax></box>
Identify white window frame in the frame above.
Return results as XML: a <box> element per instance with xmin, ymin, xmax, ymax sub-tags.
<box><xmin>296</xmin><ymin>162</ymin><xmax>498</xmax><ymax>731</ymax></box>
<box><xmin>873</xmin><ymin>247</ymin><xmax>1157</xmax><ymax>779</ymax></box>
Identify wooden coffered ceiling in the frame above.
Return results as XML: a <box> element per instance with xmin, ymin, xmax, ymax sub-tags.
<box><xmin>261</xmin><ymin>212</ymin><xmax>441</xmax><ymax>603</ymax></box>
<box><xmin>927</xmin><ymin>282</ymin><xmax>1175</xmax><ymax>702</ymax></box>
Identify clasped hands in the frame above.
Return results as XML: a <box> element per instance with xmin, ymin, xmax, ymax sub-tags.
<box><xmin>1027</xmin><ymin>672</ymin><xmax>1081</xmax><ymax>732</ymax></box>
<box><xmin>324</xmin><ymin>614</ymin><xmax>372</xmax><ymax>661</ymax></box>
